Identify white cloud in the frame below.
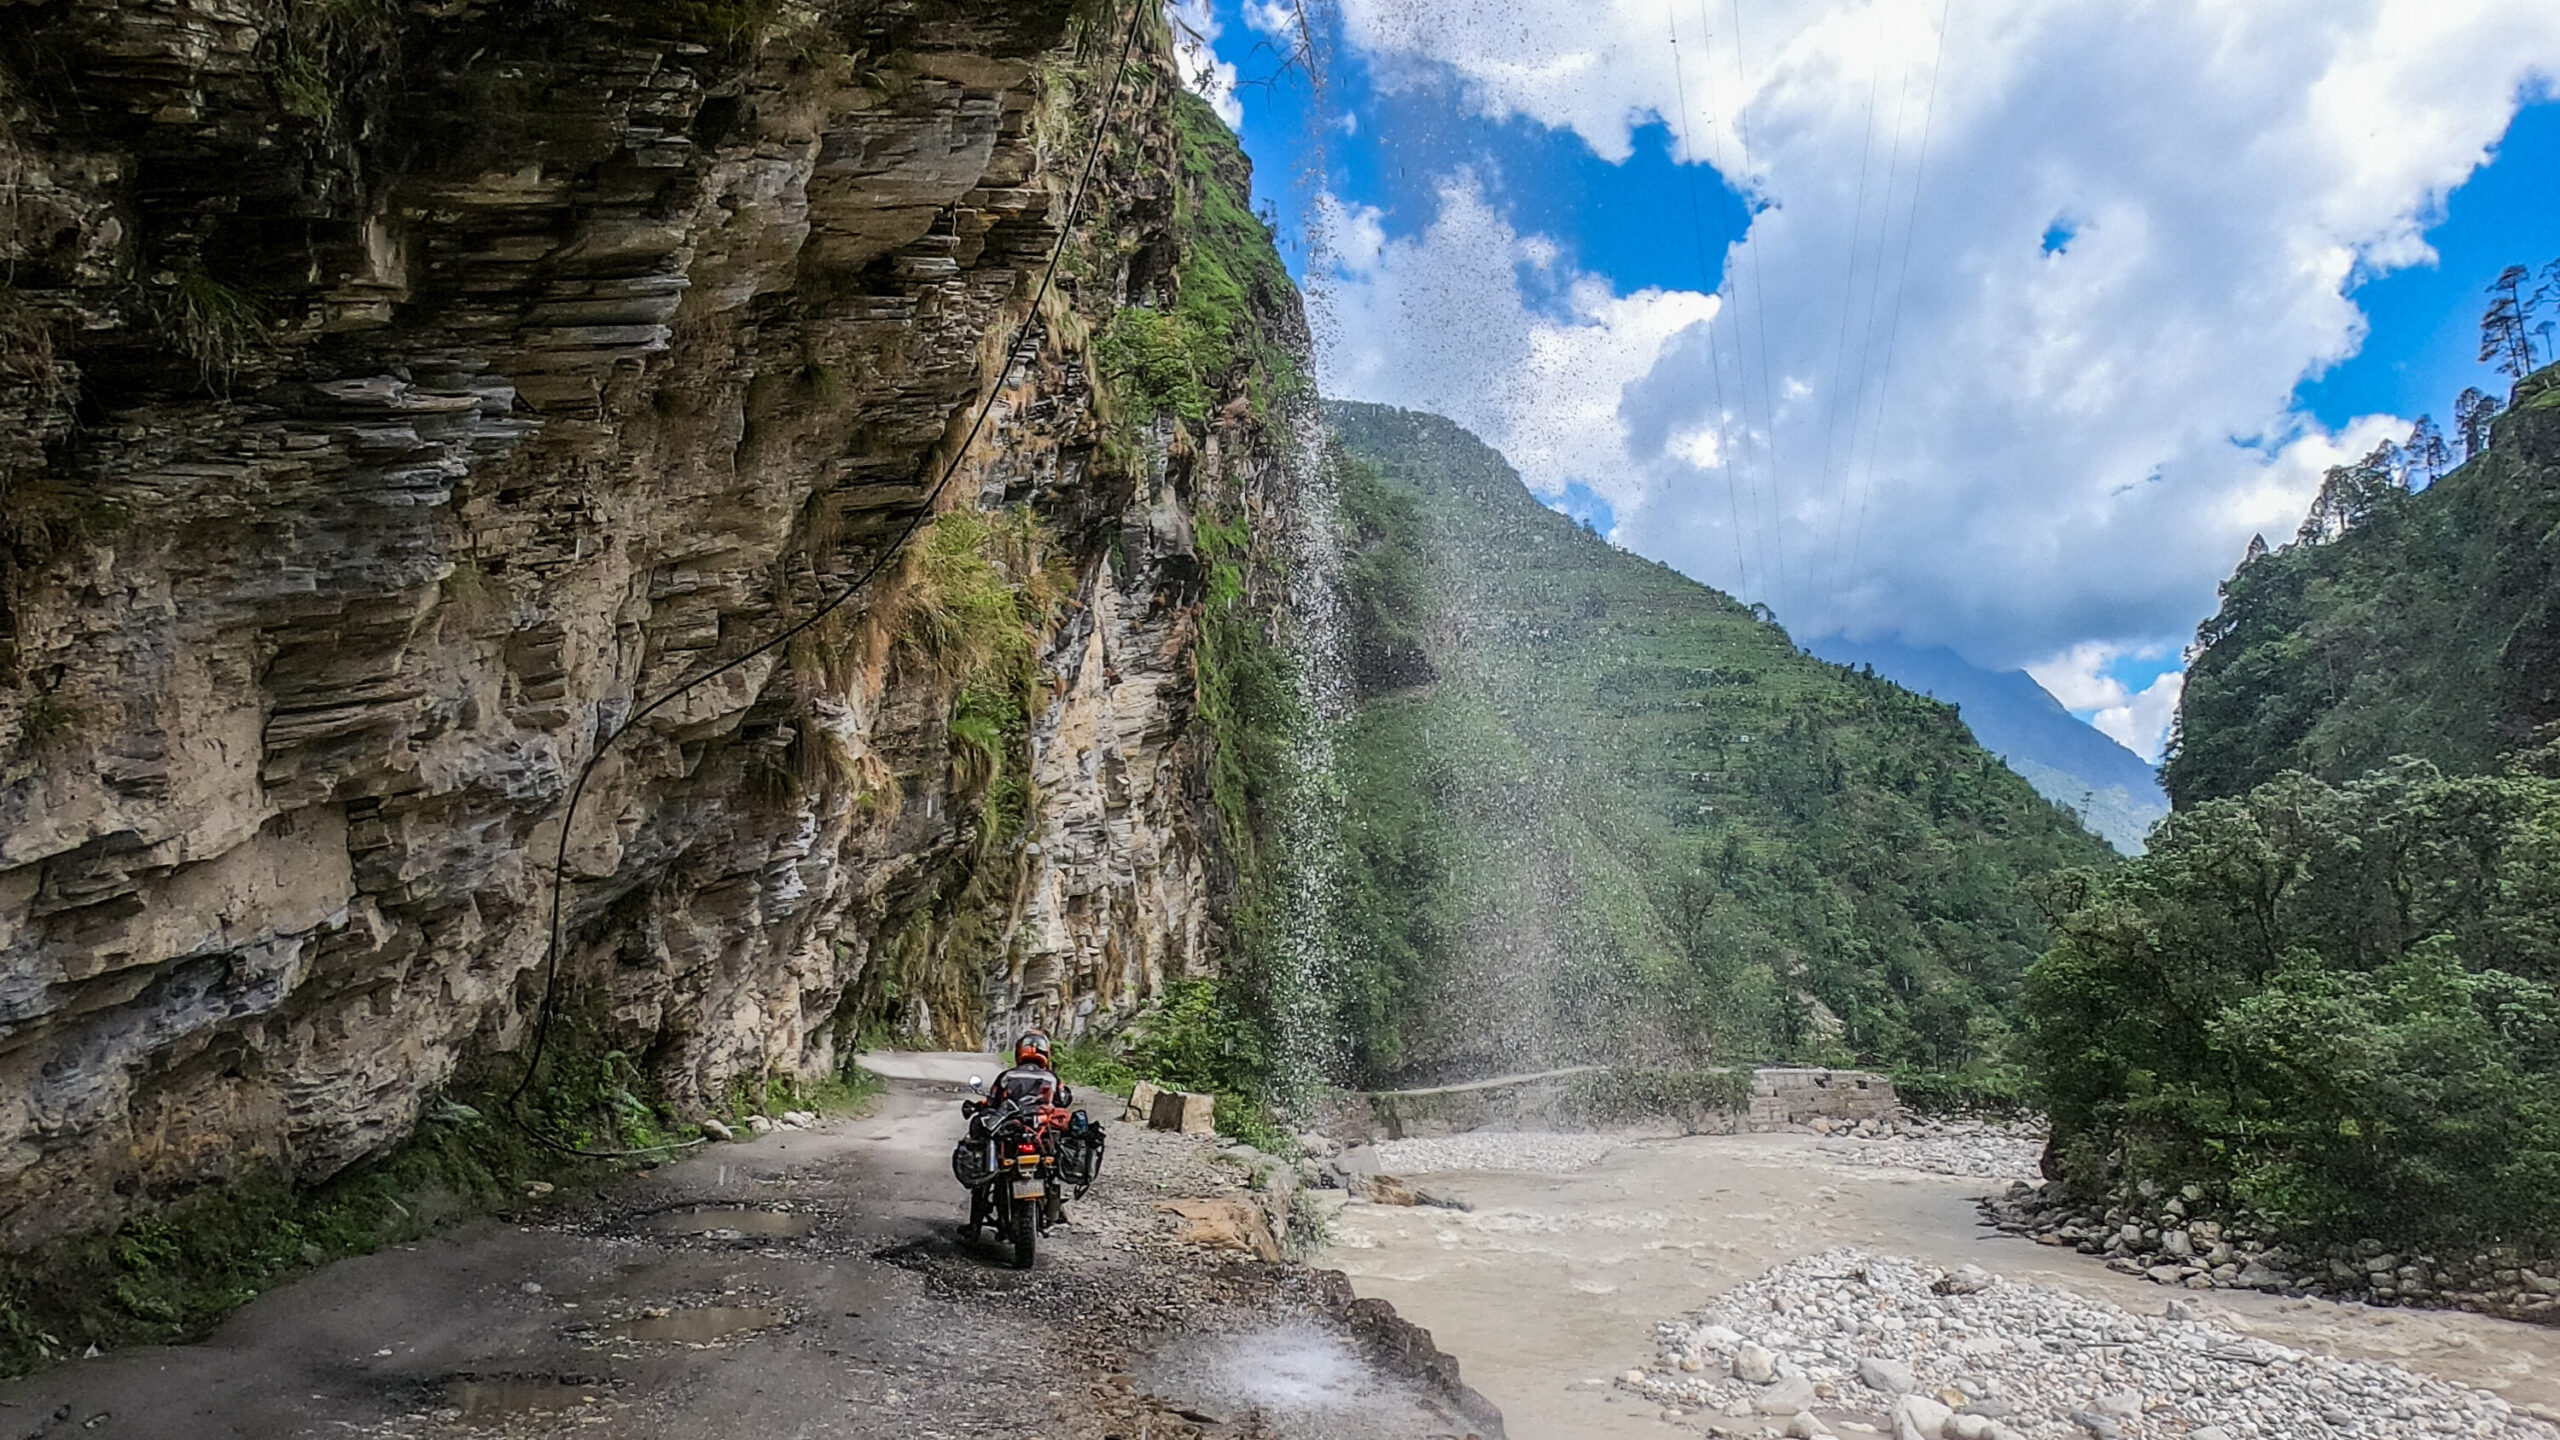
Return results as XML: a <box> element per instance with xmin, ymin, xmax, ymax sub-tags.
<box><xmin>2023</xmin><ymin>639</ymin><xmax>2184</xmax><ymax>760</ymax></box>
<box><xmin>2092</xmin><ymin>672</ymin><xmax>2186</xmax><ymax>763</ymax></box>
<box><xmin>1167</xmin><ymin>0</ymin><xmax>1243</xmax><ymax>129</ymax></box>
<box><xmin>1244</xmin><ymin>0</ymin><xmax>1302</xmax><ymax>39</ymax></box>
<box><xmin>1313</xmin><ymin>179</ymin><xmax>1718</xmax><ymax>508</ymax></box>
<box><xmin>2027</xmin><ymin>641</ymin><xmax>2142</xmax><ymax>714</ymax></box>
<box><xmin>1318</xmin><ymin>0</ymin><xmax>2560</xmax><ymax>671</ymax></box>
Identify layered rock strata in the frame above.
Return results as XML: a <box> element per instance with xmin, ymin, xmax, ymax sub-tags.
<box><xmin>0</xmin><ymin>0</ymin><xmax>1300</xmax><ymax>1249</ymax></box>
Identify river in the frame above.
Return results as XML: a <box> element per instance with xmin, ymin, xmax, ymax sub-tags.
<box><xmin>1315</xmin><ymin>1129</ymin><xmax>2560</xmax><ymax>1440</ymax></box>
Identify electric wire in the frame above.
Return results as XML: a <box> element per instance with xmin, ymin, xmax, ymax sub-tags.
<box><xmin>1845</xmin><ymin>0</ymin><xmax>1954</xmax><ymax>584</ymax></box>
<box><xmin>1667</xmin><ymin>11</ymin><xmax>1752</xmax><ymax>599</ymax></box>
<box><xmin>1810</xmin><ymin>6</ymin><xmax>1887</xmax><ymax>612</ymax></box>
<box><xmin>1693</xmin><ymin>0</ymin><xmax>1779</xmax><ymax>610</ymax></box>
<box><xmin>499</xmin><ymin>0</ymin><xmax>1152</xmax><ymax>1160</ymax></box>
<box><xmin>1824</xmin><ymin>18</ymin><xmax>1919</xmax><ymax>590</ymax></box>
<box><xmin>1721</xmin><ymin>0</ymin><xmax>1793</xmax><ymax>616</ymax></box>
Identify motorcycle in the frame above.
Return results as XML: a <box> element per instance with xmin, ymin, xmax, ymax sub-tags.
<box><xmin>952</xmin><ymin>1074</ymin><xmax>1106</xmax><ymax>1268</ymax></box>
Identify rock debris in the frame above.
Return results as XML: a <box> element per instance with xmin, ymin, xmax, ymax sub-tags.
<box><xmin>1626</xmin><ymin>1249</ymin><xmax>2558</xmax><ymax>1440</ymax></box>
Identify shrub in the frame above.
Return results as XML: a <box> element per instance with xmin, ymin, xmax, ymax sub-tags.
<box><xmin>2026</xmin><ymin>760</ymin><xmax>2560</xmax><ymax>1249</ymax></box>
<box><xmin>1563</xmin><ymin>1067</ymin><xmax>1753</xmax><ymax>1130</ymax></box>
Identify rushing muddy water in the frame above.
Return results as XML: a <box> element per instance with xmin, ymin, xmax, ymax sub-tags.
<box><xmin>1318</xmin><ymin>1129</ymin><xmax>2560</xmax><ymax>1440</ymax></box>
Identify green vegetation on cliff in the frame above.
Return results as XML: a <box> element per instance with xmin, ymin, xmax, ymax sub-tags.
<box><xmin>1323</xmin><ymin>403</ymin><xmax>2113</xmax><ymax>1087</ymax></box>
<box><xmin>2163</xmin><ymin>363</ymin><xmax>2560</xmax><ymax>806</ymax></box>
<box><xmin>1076</xmin><ymin>84</ymin><xmax>1310</xmax><ymax>1135</ymax></box>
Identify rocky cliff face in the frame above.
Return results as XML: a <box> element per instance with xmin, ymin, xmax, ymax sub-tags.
<box><xmin>0</xmin><ymin>0</ymin><xmax>1304</xmax><ymax>1252</ymax></box>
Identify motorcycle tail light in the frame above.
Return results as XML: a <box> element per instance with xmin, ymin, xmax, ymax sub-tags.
<box><xmin>1017</xmin><ymin>1142</ymin><xmax>1039</xmax><ymax>1154</ymax></box>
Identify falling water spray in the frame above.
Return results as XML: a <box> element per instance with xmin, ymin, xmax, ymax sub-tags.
<box><xmin>1261</xmin><ymin>398</ymin><xmax>1353</xmax><ymax>1107</ymax></box>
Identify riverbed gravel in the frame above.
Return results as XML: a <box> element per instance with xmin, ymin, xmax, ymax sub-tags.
<box><xmin>1627</xmin><ymin>1248</ymin><xmax>2560</xmax><ymax>1440</ymax></box>
<box><xmin>1811</xmin><ymin>1127</ymin><xmax>2045</xmax><ymax>1182</ymax></box>
<box><xmin>1373</xmin><ymin>1132</ymin><xmax>1621</xmax><ymax>1175</ymax></box>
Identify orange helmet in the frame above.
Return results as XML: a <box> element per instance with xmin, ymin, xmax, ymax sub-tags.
<box><xmin>1015</xmin><ymin>1030</ymin><xmax>1053</xmax><ymax>1069</ymax></box>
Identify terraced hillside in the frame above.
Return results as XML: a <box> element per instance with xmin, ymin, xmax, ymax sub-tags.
<box><xmin>1323</xmin><ymin>403</ymin><xmax>2112</xmax><ymax>1088</ymax></box>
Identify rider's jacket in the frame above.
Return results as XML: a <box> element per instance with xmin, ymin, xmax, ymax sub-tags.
<box><xmin>986</xmin><ymin>1063</ymin><xmax>1060</xmax><ymax>1107</ymax></box>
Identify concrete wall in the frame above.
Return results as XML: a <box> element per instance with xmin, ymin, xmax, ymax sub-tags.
<box><xmin>1746</xmin><ymin>1069</ymin><xmax>1899</xmax><ymax>1129</ymax></box>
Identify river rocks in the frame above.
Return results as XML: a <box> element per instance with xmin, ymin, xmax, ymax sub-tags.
<box><xmin>1371</xmin><ymin>1132</ymin><xmax>1619</xmax><ymax>1175</ymax></box>
<box><xmin>1933</xmin><ymin>1265</ymin><xmax>1993</xmax><ymax>1296</ymax></box>
<box><xmin>699</xmin><ymin>1119</ymin><xmax>734</xmax><ymax>1142</ymax></box>
<box><xmin>1892</xmin><ymin>1393</ymin><xmax>1953</xmax><ymax>1439</ymax></box>
<box><xmin>1621</xmin><ymin>1248</ymin><xmax>2558</xmax><ymax>1440</ymax></box>
<box><xmin>1735</xmin><ymin>1342</ymin><xmax>1781</xmax><ymax>1384</ymax></box>
<box><xmin>1810</xmin><ymin>1117</ymin><xmax>2045</xmax><ymax>1182</ymax></box>
<box><xmin>1757</xmin><ymin>1376</ymin><xmax>1820</xmax><ymax>1413</ymax></box>
<box><xmin>1351</xmin><ymin>1174</ymin><xmax>1420</xmax><ymax>1207</ymax></box>
<box><xmin>1859</xmin><ymin>1356</ymin><xmax>1919</xmax><ymax>1394</ymax></box>
<box><xmin>1980</xmin><ymin>1181</ymin><xmax>2560</xmax><ymax>1324</ymax></box>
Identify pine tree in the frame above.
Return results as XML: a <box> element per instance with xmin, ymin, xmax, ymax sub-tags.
<box><xmin>2296</xmin><ymin>441</ymin><xmax>2405</xmax><ymax>544</ymax></box>
<box><xmin>2403</xmin><ymin>415</ymin><xmax>2451</xmax><ymax>486</ymax></box>
<box><xmin>2481</xmin><ymin>265</ymin><xmax>2538</xmax><ymax>379</ymax></box>
<box><xmin>2454</xmin><ymin>386</ymin><xmax>2503</xmax><ymax>459</ymax></box>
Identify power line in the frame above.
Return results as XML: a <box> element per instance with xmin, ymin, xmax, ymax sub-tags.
<box><xmin>1691</xmin><ymin>1</ymin><xmax>1773</xmax><ymax>603</ymax></box>
<box><xmin>1825</xmin><ymin>14</ymin><xmax>1920</xmax><ymax>591</ymax></box>
<box><xmin>1667</xmin><ymin>10</ymin><xmax>1752</xmax><ymax>599</ymax></box>
<box><xmin>1811</xmin><ymin>0</ymin><xmax>1890</xmax><ymax>614</ymax></box>
<box><xmin>1846</xmin><ymin>0</ymin><xmax>1956</xmax><ymax>586</ymax></box>
<box><xmin>502</xmin><ymin>0</ymin><xmax>1152</xmax><ymax>1159</ymax></box>
<box><xmin>1722</xmin><ymin>0</ymin><xmax>1794</xmax><ymax>617</ymax></box>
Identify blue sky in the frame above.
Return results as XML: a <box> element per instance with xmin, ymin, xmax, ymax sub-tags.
<box><xmin>2295</xmin><ymin>100</ymin><xmax>2560</xmax><ymax>431</ymax></box>
<box><xmin>1172</xmin><ymin>0</ymin><xmax>2560</xmax><ymax>757</ymax></box>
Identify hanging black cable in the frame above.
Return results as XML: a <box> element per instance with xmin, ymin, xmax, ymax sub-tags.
<box><xmin>500</xmin><ymin>0</ymin><xmax>1152</xmax><ymax>1159</ymax></box>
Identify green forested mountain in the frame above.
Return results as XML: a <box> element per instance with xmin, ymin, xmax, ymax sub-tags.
<box><xmin>1323</xmin><ymin>403</ymin><xmax>2113</xmax><ymax>1087</ymax></box>
<box><xmin>2029</xmin><ymin>361</ymin><xmax>2560</xmax><ymax>1261</ymax></box>
<box><xmin>2163</xmin><ymin>364</ymin><xmax>2560</xmax><ymax>806</ymax></box>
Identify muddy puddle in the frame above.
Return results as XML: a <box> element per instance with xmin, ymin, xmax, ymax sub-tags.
<box><xmin>607</xmin><ymin>1305</ymin><xmax>788</xmax><ymax>1344</ymax></box>
<box><xmin>439</xmin><ymin>1374</ymin><xmax>610</xmax><ymax>1420</ymax></box>
<box><xmin>636</xmin><ymin>1205</ymin><xmax>813</xmax><ymax>1241</ymax></box>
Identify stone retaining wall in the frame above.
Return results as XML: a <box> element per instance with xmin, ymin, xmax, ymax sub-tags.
<box><xmin>1747</xmin><ymin>1068</ymin><xmax>1899</xmax><ymax>1128</ymax></box>
<box><xmin>1323</xmin><ymin>1066</ymin><xmax>1900</xmax><ymax>1141</ymax></box>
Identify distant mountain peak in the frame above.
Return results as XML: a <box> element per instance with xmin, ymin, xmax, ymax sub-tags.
<box><xmin>1801</xmin><ymin>635</ymin><xmax>2167</xmax><ymax>852</ymax></box>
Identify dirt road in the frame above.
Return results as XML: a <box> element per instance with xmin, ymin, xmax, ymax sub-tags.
<box><xmin>1320</xmin><ymin>1129</ymin><xmax>2560</xmax><ymax>1440</ymax></box>
<box><xmin>0</xmin><ymin>1057</ymin><xmax>1498</xmax><ymax>1440</ymax></box>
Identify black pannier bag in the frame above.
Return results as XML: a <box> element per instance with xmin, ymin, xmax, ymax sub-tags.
<box><xmin>951</xmin><ymin>1135</ymin><xmax>996</xmax><ymax>1189</ymax></box>
<box><xmin>1057</xmin><ymin>1112</ymin><xmax>1105</xmax><ymax>1189</ymax></box>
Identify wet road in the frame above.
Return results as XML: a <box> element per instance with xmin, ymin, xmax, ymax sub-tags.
<box><xmin>0</xmin><ymin>1056</ymin><xmax>1495</xmax><ymax>1440</ymax></box>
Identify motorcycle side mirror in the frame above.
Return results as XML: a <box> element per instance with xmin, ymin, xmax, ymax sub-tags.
<box><xmin>967</xmin><ymin>1075</ymin><xmax>984</xmax><ymax>1091</ymax></box>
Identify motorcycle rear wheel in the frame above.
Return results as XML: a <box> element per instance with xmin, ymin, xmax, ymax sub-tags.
<box><xmin>1008</xmin><ymin>1196</ymin><xmax>1037</xmax><ymax>1268</ymax></box>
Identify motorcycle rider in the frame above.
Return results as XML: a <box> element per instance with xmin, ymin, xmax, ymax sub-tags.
<box><xmin>969</xmin><ymin>1030</ymin><xmax>1075</xmax><ymax>1231</ymax></box>
<box><xmin>986</xmin><ymin>1030</ymin><xmax>1064</xmax><ymax>1107</ymax></box>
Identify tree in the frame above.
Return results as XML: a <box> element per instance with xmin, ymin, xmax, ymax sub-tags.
<box><xmin>2402</xmin><ymin>415</ymin><xmax>2451</xmax><ymax>487</ymax></box>
<box><xmin>2536</xmin><ymin>257</ymin><xmax>2560</xmax><ymax>355</ymax></box>
<box><xmin>2481</xmin><ymin>265</ymin><xmax>2539</xmax><ymax>379</ymax></box>
<box><xmin>2453</xmin><ymin>386</ymin><xmax>2503</xmax><ymax>460</ymax></box>
<box><xmin>2026</xmin><ymin>762</ymin><xmax>2560</xmax><ymax>1248</ymax></box>
<box><xmin>2296</xmin><ymin>441</ymin><xmax>2404</xmax><ymax>544</ymax></box>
